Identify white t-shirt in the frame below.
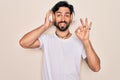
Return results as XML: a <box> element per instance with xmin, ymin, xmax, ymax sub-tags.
<box><xmin>39</xmin><ymin>32</ymin><xmax>86</xmax><ymax>80</ymax></box>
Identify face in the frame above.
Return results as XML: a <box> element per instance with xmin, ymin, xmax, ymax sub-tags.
<box><xmin>54</xmin><ymin>7</ymin><xmax>72</xmax><ymax>32</ymax></box>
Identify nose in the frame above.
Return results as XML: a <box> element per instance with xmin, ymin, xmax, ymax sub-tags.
<box><xmin>61</xmin><ymin>15</ymin><xmax>65</xmax><ymax>21</ymax></box>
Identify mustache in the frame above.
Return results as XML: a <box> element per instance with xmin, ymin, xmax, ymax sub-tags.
<box><xmin>58</xmin><ymin>21</ymin><xmax>68</xmax><ymax>24</ymax></box>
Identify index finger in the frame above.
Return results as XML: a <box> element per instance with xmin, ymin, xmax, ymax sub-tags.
<box><xmin>80</xmin><ymin>18</ymin><xmax>85</xmax><ymax>26</ymax></box>
<box><xmin>85</xmin><ymin>18</ymin><xmax>88</xmax><ymax>27</ymax></box>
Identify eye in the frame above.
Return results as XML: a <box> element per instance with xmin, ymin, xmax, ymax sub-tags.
<box><xmin>56</xmin><ymin>14</ymin><xmax>61</xmax><ymax>17</ymax></box>
<box><xmin>65</xmin><ymin>14</ymin><xmax>70</xmax><ymax>17</ymax></box>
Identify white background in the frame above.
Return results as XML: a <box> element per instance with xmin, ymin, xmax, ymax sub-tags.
<box><xmin>0</xmin><ymin>0</ymin><xmax>120</xmax><ymax>80</ymax></box>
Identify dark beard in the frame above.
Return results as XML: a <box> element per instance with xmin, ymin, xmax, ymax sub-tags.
<box><xmin>54</xmin><ymin>21</ymin><xmax>70</xmax><ymax>32</ymax></box>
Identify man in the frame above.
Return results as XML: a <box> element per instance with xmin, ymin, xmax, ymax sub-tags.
<box><xmin>19</xmin><ymin>1</ymin><xmax>100</xmax><ymax>80</ymax></box>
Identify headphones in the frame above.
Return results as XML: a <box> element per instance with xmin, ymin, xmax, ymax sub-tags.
<box><xmin>49</xmin><ymin>13</ymin><xmax>53</xmax><ymax>22</ymax></box>
<box><xmin>72</xmin><ymin>12</ymin><xmax>75</xmax><ymax>22</ymax></box>
<box><xmin>49</xmin><ymin>12</ymin><xmax>75</xmax><ymax>22</ymax></box>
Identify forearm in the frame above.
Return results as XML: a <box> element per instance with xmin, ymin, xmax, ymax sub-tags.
<box><xmin>83</xmin><ymin>40</ymin><xmax>101</xmax><ymax>72</ymax></box>
<box><xmin>19</xmin><ymin>24</ymin><xmax>48</xmax><ymax>48</ymax></box>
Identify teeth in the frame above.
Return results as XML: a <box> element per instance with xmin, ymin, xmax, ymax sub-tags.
<box><xmin>60</xmin><ymin>23</ymin><xmax>66</xmax><ymax>26</ymax></box>
<box><xmin>61</xmin><ymin>23</ymin><xmax>65</xmax><ymax>24</ymax></box>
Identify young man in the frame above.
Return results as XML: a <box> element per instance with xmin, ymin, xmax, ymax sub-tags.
<box><xmin>19</xmin><ymin>1</ymin><xmax>100</xmax><ymax>80</ymax></box>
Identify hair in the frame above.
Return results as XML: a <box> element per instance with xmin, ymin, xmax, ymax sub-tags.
<box><xmin>51</xmin><ymin>1</ymin><xmax>74</xmax><ymax>14</ymax></box>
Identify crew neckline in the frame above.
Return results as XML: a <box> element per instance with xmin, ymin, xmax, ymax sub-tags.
<box><xmin>54</xmin><ymin>32</ymin><xmax>73</xmax><ymax>41</ymax></box>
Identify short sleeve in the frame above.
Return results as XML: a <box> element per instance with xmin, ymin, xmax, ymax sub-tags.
<box><xmin>74</xmin><ymin>34</ymin><xmax>87</xmax><ymax>59</ymax></box>
<box><xmin>81</xmin><ymin>46</ymin><xmax>87</xmax><ymax>59</ymax></box>
<box><xmin>39</xmin><ymin>34</ymin><xmax>46</xmax><ymax>49</ymax></box>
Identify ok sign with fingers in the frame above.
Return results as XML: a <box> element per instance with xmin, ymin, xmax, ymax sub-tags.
<box><xmin>75</xmin><ymin>18</ymin><xmax>92</xmax><ymax>42</ymax></box>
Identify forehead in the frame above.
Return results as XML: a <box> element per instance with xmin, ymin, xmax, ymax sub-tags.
<box><xmin>55</xmin><ymin>7</ymin><xmax>70</xmax><ymax>14</ymax></box>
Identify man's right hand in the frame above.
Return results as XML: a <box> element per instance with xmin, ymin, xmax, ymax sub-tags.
<box><xmin>44</xmin><ymin>10</ymin><xmax>54</xmax><ymax>29</ymax></box>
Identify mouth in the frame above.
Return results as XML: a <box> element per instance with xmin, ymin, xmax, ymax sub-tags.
<box><xmin>54</xmin><ymin>21</ymin><xmax>70</xmax><ymax>31</ymax></box>
<box><xmin>59</xmin><ymin>21</ymin><xmax>67</xmax><ymax>24</ymax></box>
<box><xmin>60</xmin><ymin>22</ymin><xmax>66</xmax><ymax>25</ymax></box>
<box><xmin>59</xmin><ymin>21</ymin><xmax>67</xmax><ymax>27</ymax></box>
<box><xmin>59</xmin><ymin>23</ymin><xmax>66</xmax><ymax>27</ymax></box>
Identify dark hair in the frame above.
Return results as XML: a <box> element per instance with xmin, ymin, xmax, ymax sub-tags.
<box><xmin>51</xmin><ymin>1</ymin><xmax>74</xmax><ymax>14</ymax></box>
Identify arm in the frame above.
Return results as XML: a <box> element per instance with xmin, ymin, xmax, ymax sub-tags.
<box><xmin>83</xmin><ymin>40</ymin><xmax>100</xmax><ymax>72</ymax></box>
<box><xmin>19</xmin><ymin>11</ymin><xmax>53</xmax><ymax>48</ymax></box>
<box><xmin>75</xmin><ymin>18</ymin><xmax>100</xmax><ymax>72</ymax></box>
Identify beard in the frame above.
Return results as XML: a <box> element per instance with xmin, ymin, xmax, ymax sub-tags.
<box><xmin>54</xmin><ymin>21</ymin><xmax>70</xmax><ymax>32</ymax></box>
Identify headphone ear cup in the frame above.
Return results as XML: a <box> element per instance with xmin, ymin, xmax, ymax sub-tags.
<box><xmin>49</xmin><ymin>11</ymin><xmax>55</xmax><ymax>22</ymax></box>
<box><xmin>72</xmin><ymin>13</ymin><xmax>75</xmax><ymax>22</ymax></box>
<box><xmin>49</xmin><ymin>14</ymin><xmax>53</xmax><ymax>22</ymax></box>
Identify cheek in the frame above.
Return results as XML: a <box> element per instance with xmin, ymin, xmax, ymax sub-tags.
<box><xmin>55</xmin><ymin>16</ymin><xmax>71</xmax><ymax>23</ymax></box>
<box><xmin>55</xmin><ymin>17</ymin><xmax>61</xmax><ymax>22</ymax></box>
<box><xmin>69</xmin><ymin>17</ymin><xmax>73</xmax><ymax>22</ymax></box>
<box><xmin>65</xmin><ymin>17</ymin><xmax>72</xmax><ymax>22</ymax></box>
<box><xmin>66</xmin><ymin>19</ymin><xmax>71</xmax><ymax>24</ymax></box>
<box><xmin>54</xmin><ymin>19</ymin><xmax>59</xmax><ymax>24</ymax></box>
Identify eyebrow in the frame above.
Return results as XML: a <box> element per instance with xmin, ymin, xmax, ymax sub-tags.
<box><xmin>56</xmin><ymin>11</ymin><xmax>70</xmax><ymax>14</ymax></box>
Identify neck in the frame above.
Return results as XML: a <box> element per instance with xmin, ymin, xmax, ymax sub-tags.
<box><xmin>55</xmin><ymin>29</ymin><xmax>72</xmax><ymax>39</ymax></box>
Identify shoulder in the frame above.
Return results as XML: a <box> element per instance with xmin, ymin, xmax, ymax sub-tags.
<box><xmin>39</xmin><ymin>33</ymin><xmax>55</xmax><ymax>40</ymax></box>
<box><xmin>38</xmin><ymin>33</ymin><xmax>55</xmax><ymax>48</ymax></box>
<box><xmin>71</xmin><ymin>34</ymin><xmax>84</xmax><ymax>46</ymax></box>
<box><xmin>72</xmin><ymin>34</ymin><xmax>82</xmax><ymax>42</ymax></box>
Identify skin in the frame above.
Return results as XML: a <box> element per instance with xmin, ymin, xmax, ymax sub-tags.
<box><xmin>19</xmin><ymin>7</ymin><xmax>100</xmax><ymax>72</ymax></box>
<box><xmin>54</xmin><ymin>7</ymin><xmax>73</xmax><ymax>38</ymax></box>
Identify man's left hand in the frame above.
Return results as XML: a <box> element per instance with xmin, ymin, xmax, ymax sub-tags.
<box><xmin>75</xmin><ymin>18</ymin><xmax>92</xmax><ymax>42</ymax></box>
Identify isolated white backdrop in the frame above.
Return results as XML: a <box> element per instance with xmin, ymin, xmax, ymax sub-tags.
<box><xmin>0</xmin><ymin>0</ymin><xmax>120</xmax><ymax>80</ymax></box>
